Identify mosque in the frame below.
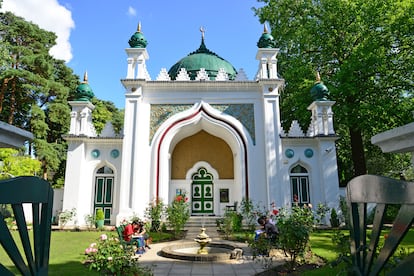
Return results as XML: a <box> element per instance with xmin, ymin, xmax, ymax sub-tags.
<box><xmin>62</xmin><ymin>24</ymin><xmax>340</xmax><ymax>226</ymax></box>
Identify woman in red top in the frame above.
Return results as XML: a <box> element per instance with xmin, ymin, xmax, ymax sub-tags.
<box><xmin>123</xmin><ymin>220</ymin><xmax>139</xmax><ymax>242</ymax></box>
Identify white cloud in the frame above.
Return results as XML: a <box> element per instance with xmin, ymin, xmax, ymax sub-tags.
<box><xmin>127</xmin><ymin>6</ymin><xmax>136</xmax><ymax>17</ymax></box>
<box><xmin>1</xmin><ymin>0</ymin><xmax>75</xmax><ymax>62</ymax></box>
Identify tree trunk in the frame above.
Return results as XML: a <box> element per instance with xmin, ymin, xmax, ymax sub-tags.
<box><xmin>349</xmin><ymin>128</ymin><xmax>367</xmax><ymax>176</ymax></box>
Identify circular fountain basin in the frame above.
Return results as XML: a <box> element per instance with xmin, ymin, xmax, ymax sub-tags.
<box><xmin>161</xmin><ymin>242</ymin><xmax>240</xmax><ymax>261</ymax></box>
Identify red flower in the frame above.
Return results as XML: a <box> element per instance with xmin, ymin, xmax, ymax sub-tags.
<box><xmin>272</xmin><ymin>209</ymin><xmax>279</xmax><ymax>216</ymax></box>
<box><xmin>176</xmin><ymin>195</ymin><xmax>183</xmax><ymax>202</ymax></box>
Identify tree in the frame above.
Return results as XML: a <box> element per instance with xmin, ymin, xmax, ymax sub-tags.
<box><xmin>91</xmin><ymin>98</ymin><xmax>124</xmax><ymax>136</ymax></box>
<box><xmin>0</xmin><ymin>148</ymin><xmax>41</xmax><ymax>179</ymax></box>
<box><xmin>0</xmin><ymin>12</ymin><xmax>79</xmax><ymax>184</ymax></box>
<box><xmin>255</xmin><ymin>0</ymin><xmax>414</xmax><ymax>184</ymax></box>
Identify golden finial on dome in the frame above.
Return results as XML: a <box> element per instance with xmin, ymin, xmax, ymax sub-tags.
<box><xmin>137</xmin><ymin>21</ymin><xmax>142</xmax><ymax>33</ymax></box>
<box><xmin>263</xmin><ymin>23</ymin><xmax>268</xmax><ymax>34</ymax></box>
<box><xmin>315</xmin><ymin>71</ymin><xmax>321</xmax><ymax>83</ymax></box>
<box><xmin>83</xmin><ymin>71</ymin><xmax>88</xmax><ymax>83</ymax></box>
<box><xmin>200</xmin><ymin>26</ymin><xmax>205</xmax><ymax>40</ymax></box>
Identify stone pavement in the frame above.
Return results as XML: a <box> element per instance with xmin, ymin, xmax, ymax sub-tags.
<box><xmin>136</xmin><ymin>235</ymin><xmax>286</xmax><ymax>276</ymax></box>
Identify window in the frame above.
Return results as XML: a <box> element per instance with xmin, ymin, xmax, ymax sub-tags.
<box><xmin>290</xmin><ymin>165</ymin><xmax>310</xmax><ymax>206</ymax></box>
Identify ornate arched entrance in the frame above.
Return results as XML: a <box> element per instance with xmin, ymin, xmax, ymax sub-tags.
<box><xmin>151</xmin><ymin>102</ymin><xmax>250</xmax><ymax>214</ymax></box>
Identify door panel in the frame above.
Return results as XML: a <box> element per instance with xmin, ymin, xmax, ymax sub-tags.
<box><xmin>191</xmin><ymin>167</ymin><xmax>214</xmax><ymax>214</ymax></box>
<box><xmin>94</xmin><ymin>176</ymin><xmax>113</xmax><ymax>224</ymax></box>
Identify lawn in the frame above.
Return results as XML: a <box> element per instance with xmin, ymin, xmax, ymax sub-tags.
<box><xmin>0</xmin><ymin>229</ymin><xmax>413</xmax><ymax>275</ymax></box>
<box><xmin>304</xmin><ymin>228</ymin><xmax>414</xmax><ymax>275</ymax></box>
<box><xmin>0</xmin><ymin>230</ymin><xmax>174</xmax><ymax>275</ymax></box>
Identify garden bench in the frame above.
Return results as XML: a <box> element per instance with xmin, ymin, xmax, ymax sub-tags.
<box><xmin>0</xmin><ymin>176</ymin><xmax>54</xmax><ymax>276</ymax></box>
<box><xmin>347</xmin><ymin>174</ymin><xmax>414</xmax><ymax>275</ymax></box>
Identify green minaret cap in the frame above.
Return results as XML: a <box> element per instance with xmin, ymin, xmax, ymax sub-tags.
<box><xmin>74</xmin><ymin>72</ymin><xmax>94</xmax><ymax>101</ymax></box>
<box><xmin>310</xmin><ymin>72</ymin><xmax>330</xmax><ymax>101</ymax></box>
<box><xmin>128</xmin><ymin>22</ymin><xmax>148</xmax><ymax>48</ymax></box>
<box><xmin>257</xmin><ymin>24</ymin><xmax>276</xmax><ymax>48</ymax></box>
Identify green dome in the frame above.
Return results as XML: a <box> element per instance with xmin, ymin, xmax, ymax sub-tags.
<box><xmin>128</xmin><ymin>22</ymin><xmax>147</xmax><ymax>48</ymax></box>
<box><xmin>257</xmin><ymin>25</ymin><xmax>276</xmax><ymax>48</ymax></box>
<box><xmin>310</xmin><ymin>81</ymin><xmax>329</xmax><ymax>101</ymax></box>
<box><xmin>168</xmin><ymin>38</ymin><xmax>237</xmax><ymax>80</ymax></box>
<box><xmin>74</xmin><ymin>72</ymin><xmax>94</xmax><ymax>101</ymax></box>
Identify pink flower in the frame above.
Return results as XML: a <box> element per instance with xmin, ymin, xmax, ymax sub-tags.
<box><xmin>100</xmin><ymin>234</ymin><xmax>107</xmax><ymax>241</ymax></box>
<box><xmin>85</xmin><ymin>247</ymin><xmax>97</xmax><ymax>254</ymax></box>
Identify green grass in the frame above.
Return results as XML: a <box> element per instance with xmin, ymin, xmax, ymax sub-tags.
<box><xmin>0</xmin><ymin>230</ymin><xmax>174</xmax><ymax>275</ymax></box>
<box><xmin>303</xmin><ymin>228</ymin><xmax>414</xmax><ymax>275</ymax></box>
<box><xmin>1</xmin><ymin>229</ymin><xmax>413</xmax><ymax>275</ymax></box>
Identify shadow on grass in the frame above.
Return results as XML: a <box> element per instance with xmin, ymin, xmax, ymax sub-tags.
<box><xmin>2</xmin><ymin>262</ymin><xmax>96</xmax><ymax>276</ymax></box>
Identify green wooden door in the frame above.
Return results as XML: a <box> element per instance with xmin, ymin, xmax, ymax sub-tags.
<box><xmin>94</xmin><ymin>176</ymin><xmax>113</xmax><ymax>224</ymax></box>
<box><xmin>191</xmin><ymin>167</ymin><xmax>214</xmax><ymax>214</ymax></box>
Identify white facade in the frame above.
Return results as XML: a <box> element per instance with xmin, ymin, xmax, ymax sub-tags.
<box><xmin>62</xmin><ymin>30</ymin><xmax>340</xmax><ymax>227</ymax></box>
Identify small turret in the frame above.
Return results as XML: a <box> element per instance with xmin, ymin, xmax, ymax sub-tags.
<box><xmin>73</xmin><ymin>72</ymin><xmax>94</xmax><ymax>102</ymax></box>
<box><xmin>257</xmin><ymin>24</ymin><xmax>276</xmax><ymax>48</ymax></box>
<box><xmin>310</xmin><ymin>72</ymin><xmax>329</xmax><ymax>101</ymax></box>
<box><xmin>128</xmin><ymin>22</ymin><xmax>148</xmax><ymax>48</ymax></box>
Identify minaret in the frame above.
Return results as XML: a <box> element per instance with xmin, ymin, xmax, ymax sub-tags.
<box><xmin>256</xmin><ymin>24</ymin><xmax>279</xmax><ymax>79</ymax></box>
<box><xmin>307</xmin><ymin>72</ymin><xmax>335</xmax><ymax>136</ymax></box>
<box><xmin>126</xmin><ymin>22</ymin><xmax>150</xmax><ymax>80</ymax></box>
<box><xmin>68</xmin><ymin>72</ymin><xmax>96</xmax><ymax>137</ymax></box>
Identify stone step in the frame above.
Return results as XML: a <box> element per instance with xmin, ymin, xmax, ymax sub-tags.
<box><xmin>184</xmin><ymin>226</ymin><xmax>221</xmax><ymax>240</ymax></box>
<box><xmin>185</xmin><ymin>216</ymin><xmax>221</xmax><ymax>228</ymax></box>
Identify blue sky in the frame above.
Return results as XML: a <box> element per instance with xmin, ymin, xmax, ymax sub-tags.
<box><xmin>2</xmin><ymin>0</ymin><xmax>265</xmax><ymax>108</ymax></box>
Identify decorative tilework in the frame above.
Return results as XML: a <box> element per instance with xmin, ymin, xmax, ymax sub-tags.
<box><xmin>91</xmin><ymin>149</ymin><xmax>100</xmax><ymax>158</ymax></box>
<box><xmin>150</xmin><ymin>104</ymin><xmax>255</xmax><ymax>144</ymax></box>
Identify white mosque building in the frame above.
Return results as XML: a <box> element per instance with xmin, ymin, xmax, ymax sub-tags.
<box><xmin>62</xmin><ymin>24</ymin><xmax>340</xmax><ymax>226</ymax></box>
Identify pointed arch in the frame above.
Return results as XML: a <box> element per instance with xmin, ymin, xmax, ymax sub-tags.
<box><xmin>151</xmin><ymin>101</ymin><xmax>251</xmax><ymax>203</ymax></box>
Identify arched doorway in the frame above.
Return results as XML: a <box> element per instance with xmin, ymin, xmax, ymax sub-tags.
<box><xmin>94</xmin><ymin>166</ymin><xmax>114</xmax><ymax>224</ymax></box>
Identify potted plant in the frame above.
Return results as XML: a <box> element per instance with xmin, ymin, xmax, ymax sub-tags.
<box><xmin>95</xmin><ymin>209</ymin><xmax>105</xmax><ymax>229</ymax></box>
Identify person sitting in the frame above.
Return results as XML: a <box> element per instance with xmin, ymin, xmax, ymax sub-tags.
<box><xmin>123</xmin><ymin>220</ymin><xmax>139</xmax><ymax>242</ymax></box>
<box><xmin>136</xmin><ymin>221</ymin><xmax>151</xmax><ymax>249</ymax></box>
<box><xmin>123</xmin><ymin>220</ymin><xmax>145</xmax><ymax>253</ymax></box>
<box><xmin>258</xmin><ymin>215</ymin><xmax>279</xmax><ymax>243</ymax></box>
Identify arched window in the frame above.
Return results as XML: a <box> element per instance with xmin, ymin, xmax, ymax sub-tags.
<box><xmin>97</xmin><ymin>166</ymin><xmax>113</xmax><ymax>174</ymax></box>
<box><xmin>290</xmin><ymin>164</ymin><xmax>310</xmax><ymax>206</ymax></box>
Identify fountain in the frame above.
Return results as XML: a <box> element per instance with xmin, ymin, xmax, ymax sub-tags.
<box><xmin>194</xmin><ymin>227</ymin><xmax>212</xmax><ymax>254</ymax></box>
<box><xmin>160</xmin><ymin>221</ymin><xmax>243</xmax><ymax>261</ymax></box>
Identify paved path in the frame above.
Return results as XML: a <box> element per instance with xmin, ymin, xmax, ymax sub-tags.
<box><xmin>137</xmin><ymin>235</ymin><xmax>286</xmax><ymax>276</ymax></box>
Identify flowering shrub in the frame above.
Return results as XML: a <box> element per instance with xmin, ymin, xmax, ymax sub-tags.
<box><xmin>166</xmin><ymin>193</ymin><xmax>190</xmax><ymax>237</ymax></box>
<box><xmin>84</xmin><ymin>234</ymin><xmax>152</xmax><ymax>275</ymax></box>
<box><xmin>277</xmin><ymin>204</ymin><xmax>314</xmax><ymax>269</ymax></box>
<box><xmin>144</xmin><ymin>198</ymin><xmax>164</xmax><ymax>232</ymax></box>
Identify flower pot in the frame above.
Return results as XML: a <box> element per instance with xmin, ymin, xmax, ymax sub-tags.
<box><xmin>95</xmin><ymin>220</ymin><xmax>104</xmax><ymax>229</ymax></box>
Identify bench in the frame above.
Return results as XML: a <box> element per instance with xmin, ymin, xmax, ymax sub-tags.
<box><xmin>225</xmin><ymin>201</ymin><xmax>238</xmax><ymax>212</ymax></box>
<box><xmin>347</xmin><ymin>175</ymin><xmax>414</xmax><ymax>275</ymax></box>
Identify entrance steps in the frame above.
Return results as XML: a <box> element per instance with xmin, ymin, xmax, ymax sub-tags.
<box><xmin>184</xmin><ymin>216</ymin><xmax>222</xmax><ymax>240</ymax></box>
